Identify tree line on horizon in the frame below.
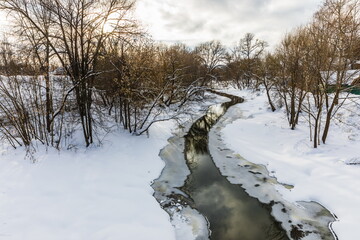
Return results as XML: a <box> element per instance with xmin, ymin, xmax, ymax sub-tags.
<box><xmin>0</xmin><ymin>0</ymin><xmax>359</xmax><ymax>149</ymax></box>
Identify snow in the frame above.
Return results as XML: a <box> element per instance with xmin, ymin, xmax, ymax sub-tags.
<box><xmin>322</xmin><ymin>69</ymin><xmax>360</xmax><ymax>85</ymax></box>
<box><xmin>220</xmin><ymin>88</ymin><xmax>360</xmax><ymax>240</ymax></box>
<box><xmin>0</xmin><ymin>121</ymin><xmax>177</xmax><ymax>240</ymax></box>
<box><xmin>0</xmin><ymin>87</ymin><xmax>359</xmax><ymax>239</ymax></box>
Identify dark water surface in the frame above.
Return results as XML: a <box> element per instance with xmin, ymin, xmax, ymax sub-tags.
<box><xmin>181</xmin><ymin>96</ymin><xmax>289</xmax><ymax>240</ymax></box>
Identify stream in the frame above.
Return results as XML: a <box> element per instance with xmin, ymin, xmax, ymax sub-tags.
<box><xmin>152</xmin><ymin>92</ymin><xmax>336</xmax><ymax>240</ymax></box>
<box><xmin>181</xmin><ymin>95</ymin><xmax>288</xmax><ymax>239</ymax></box>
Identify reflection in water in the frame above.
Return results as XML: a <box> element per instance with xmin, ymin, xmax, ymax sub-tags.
<box><xmin>182</xmin><ymin>98</ymin><xmax>288</xmax><ymax>240</ymax></box>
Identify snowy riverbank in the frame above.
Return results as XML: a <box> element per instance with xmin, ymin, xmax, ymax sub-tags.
<box><xmin>0</xmin><ymin>93</ymin><xmax>223</xmax><ymax>240</ymax></box>
<box><xmin>0</xmin><ymin>121</ymin><xmax>178</xmax><ymax>240</ymax></box>
<box><xmin>1</xmin><ymin>88</ymin><xmax>358</xmax><ymax>240</ymax></box>
<box><xmin>220</xmin><ymin>88</ymin><xmax>360</xmax><ymax>240</ymax></box>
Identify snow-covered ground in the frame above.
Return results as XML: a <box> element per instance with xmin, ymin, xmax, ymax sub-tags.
<box><xmin>220</xmin><ymin>88</ymin><xmax>360</xmax><ymax>240</ymax></box>
<box><xmin>0</xmin><ymin>93</ymin><xmax>221</xmax><ymax>240</ymax></box>
<box><xmin>1</xmin><ymin>88</ymin><xmax>359</xmax><ymax>240</ymax></box>
<box><xmin>0</xmin><ymin>122</ymin><xmax>177</xmax><ymax>240</ymax></box>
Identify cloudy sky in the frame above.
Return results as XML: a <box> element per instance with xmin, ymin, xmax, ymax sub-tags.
<box><xmin>0</xmin><ymin>0</ymin><xmax>323</xmax><ymax>48</ymax></box>
<box><xmin>134</xmin><ymin>0</ymin><xmax>323</xmax><ymax>48</ymax></box>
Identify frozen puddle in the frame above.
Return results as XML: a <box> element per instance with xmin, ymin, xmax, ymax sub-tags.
<box><xmin>152</xmin><ymin>92</ymin><xmax>337</xmax><ymax>240</ymax></box>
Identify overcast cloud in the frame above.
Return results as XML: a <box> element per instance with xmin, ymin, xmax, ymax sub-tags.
<box><xmin>0</xmin><ymin>0</ymin><xmax>323</xmax><ymax>48</ymax></box>
<box><xmin>135</xmin><ymin>0</ymin><xmax>323</xmax><ymax>48</ymax></box>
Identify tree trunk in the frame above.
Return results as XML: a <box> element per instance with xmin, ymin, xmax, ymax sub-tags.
<box><xmin>263</xmin><ymin>79</ymin><xmax>276</xmax><ymax>112</ymax></box>
<box><xmin>322</xmin><ymin>91</ymin><xmax>339</xmax><ymax>144</ymax></box>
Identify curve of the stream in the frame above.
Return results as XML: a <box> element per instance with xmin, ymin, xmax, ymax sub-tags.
<box><xmin>152</xmin><ymin>92</ymin><xmax>337</xmax><ymax>240</ymax></box>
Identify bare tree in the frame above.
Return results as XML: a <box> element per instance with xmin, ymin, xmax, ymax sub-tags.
<box><xmin>275</xmin><ymin>27</ymin><xmax>308</xmax><ymax>130</ymax></box>
<box><xmin>0</xmin><ymin>0</ymin><xmax>138</xmax><ymax>146</ymax></box>
<box><xmin>194</xmin><ymin>40</ymin><xmax>226</xmax><ymax>87</ymax></box>
<box><xmin>231</xmin><ymin>33</ymin><xmax>268</xmax><ymax>88</ymax></box>
<box><xmin>257</xmin><ymin>53</ymin><xmax>279</xmax><ymax>112</ymax></box>
<box><xmin>314</xmin><ymin>0</ymin><xmax>360</xmax><ymax>144</ymax></box>
<box><xmin>94</xmin><ymin>38</ymin><xmax>206</xmax><ymax>136</ymax></box>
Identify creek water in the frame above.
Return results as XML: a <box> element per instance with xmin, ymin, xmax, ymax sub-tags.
<box><xmin>152</xmin><ymin>92</ymin><xmax>336</xmax><ymax>240</ymax></box>
<box><xmin>181</xmin><ymin>96</ymin><xmax>289</xmax><ymax>240</ymax></box>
